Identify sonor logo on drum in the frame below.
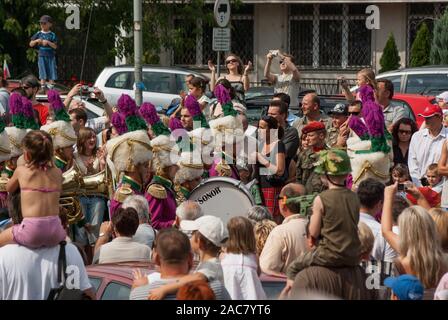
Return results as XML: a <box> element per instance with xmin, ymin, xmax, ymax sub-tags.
<box><xmin>197</xmin><ymin>187</ymin><xmax>222</xmax><ymax>204</ymax></box>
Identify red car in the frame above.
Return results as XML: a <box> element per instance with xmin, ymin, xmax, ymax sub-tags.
<box><xmin>391</xmin><ymin>93</ymin><xmax>437</xmax><ymax>128</ymax></box>
<box><xmin>86</xmin><ymin>261</ymin><xmax>286</xmax><ymax>300</ymax></box>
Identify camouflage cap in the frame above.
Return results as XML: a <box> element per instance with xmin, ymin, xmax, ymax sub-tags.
<box><xmin>314</xmin><ymin>148</ymin><xmax>351</xmax><ymax>176</ymax></box>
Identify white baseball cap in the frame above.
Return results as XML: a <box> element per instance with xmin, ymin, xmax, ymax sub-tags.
<box><xmin>188</xmin><ymin>215</ymin><xmax>228</xmax><ymax>247</ymax></box>
<box><xmin>436</xmin><ymin>91</ymin><xmax>448</xmax><ymax>103</ymax></box>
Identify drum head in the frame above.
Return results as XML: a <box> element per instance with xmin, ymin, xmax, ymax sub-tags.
<box><xmin>188</xmin><ymin>177</ymin><xmax>255</xmax><ymax>225</ymax></box>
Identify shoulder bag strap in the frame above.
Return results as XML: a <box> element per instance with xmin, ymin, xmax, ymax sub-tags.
<box><xmin>57</xmin><ymin>241</ymin><xmax>68</xmax><ymax>285</ymax></box>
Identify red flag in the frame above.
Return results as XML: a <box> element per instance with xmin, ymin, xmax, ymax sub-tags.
<box><xmin>3</xmin><ymin>60</ymin><xmax>10</xmax><ymax>79</ymax></box>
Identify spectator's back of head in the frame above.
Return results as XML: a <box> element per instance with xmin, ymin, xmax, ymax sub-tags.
<box><xmin>392</xmin><ymin>195</ymin><xmax>410</xmax><ymax>224</ymax></box>
<box><xmin>122</xmin><ymin>195</ymin><xmax>150</xmax><ymax>223</ymax></box>
<box><xmin>176</xmin><ymin>280</ymin><xmax>216</xmax><ymax>300</ymax></box>
<box><xmin>226</xmin><ymin>216</ymin><xmax>256</xmax><ymax>255</ymax></box>
<box><xmin>176</xmin><ymin>201</ymin><xmax>203</xmax><ymax>221</ymax></box>
<box><xmin>254</xmin><ymin>219</ymin><xmax>277</xmax><ymax>256</ymax></box>
<box><xmin>358</xmin><ymin>222</ymin><xmax>374</xmax><ymax>260</ymax></box>
<box><xmin>155</xmin><ymin>228</ymin><xmax>191</xmax><ymax>265</ymax></box>
<box><xmin>357</xmin><ymin>178</ymin><xmax>385</xmax><ymax>209</ymax></box>
<box><xmin>429</xmin><ymin>208</ymin><xmax>448</xmax><ymax>252</ymax></box>
<box><xmin>112</xmin><ymin>207</ymin><xmax>139</xmax><ymax>237</ymax></box>
<box><xmin>247</xmin><ymin>205</ymin><xmax>272</xmax><ymax>224</ymax></box>
<box><xmin>273</xmin><ymin>93</ymin><xmax>291</xmax><ymax>108</ymax></box>
<box><xmin>280</xmin><ymin>183</ymin><xmax>306</xmax><ymax>213</ymax></box>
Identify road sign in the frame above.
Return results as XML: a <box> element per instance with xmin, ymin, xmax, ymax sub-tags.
<box><xmin>213</xmin><ymin>27</ymin><xmax>231</xmax><ymax>52</ymax></box>
<box><xmin>214</xmin><ymin>0</ymin><xmax>231</xmax><ymax>28</ymax></box>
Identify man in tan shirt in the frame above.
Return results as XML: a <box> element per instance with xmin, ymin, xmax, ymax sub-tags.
<box><xmin>260</xmin><ymin>183</ymin><xmax>308</xmax><ymax>277</ymax></box>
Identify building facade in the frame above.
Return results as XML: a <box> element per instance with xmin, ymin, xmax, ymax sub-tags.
<box><xmin>163</xmin><ymin>1</ymin><xmax>448</xmax><ymax>84</ymax></box>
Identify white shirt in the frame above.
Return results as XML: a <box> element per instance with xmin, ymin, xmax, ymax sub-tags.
<box><xmin>98</xmin><ymin>237</ymin><xmax>151</xmax><ymax>264</ymax></box>
<box><xmin>0</xmin><ymin>244</ymin><xmax>91</xmax><ymax>300</ymax></box>
<box><xmin>274</xmin><ymin>73</ymin><xmax>300</xmax><ymax>108</ymax></box>
<box><xmin>360</xmin><ymin>212</ymin><xmax>398</xmax><ymax>263</ymax></box>
<box><xmin>221</xmin><ymin>253</ymin><xmax>266</xmax><ymax>300</ymax></box>
<box><xmin>408</xmin><ymin>127</ymin><xmax>448</xmax><ymax>186</ymax></box>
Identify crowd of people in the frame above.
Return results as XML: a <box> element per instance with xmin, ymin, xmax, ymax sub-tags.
<box><xmin>0</xmin><ymin>44</ymin><xmax>448</xmax><ymax>301</ymax></box>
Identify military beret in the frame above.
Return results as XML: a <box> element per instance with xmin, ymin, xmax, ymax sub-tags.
<box><xmin>302</xmin><ymin>122</ymin><xmax>326</xmax><ymax>135</ymax></box>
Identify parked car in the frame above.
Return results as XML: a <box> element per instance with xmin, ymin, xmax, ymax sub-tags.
<box><xmin>86</xmin><ymin>262</ymin><xmax>286</xmax><ymax>300</ymax></box>
<box><xmin>245</xmin><ymin>92</ymin><xmax>436</xmax><ymax>128</ymax></box>
<box><xmin>94</xmin><ymin>66</ymin><xmax>209</xmax><ymax>108</ymax></box>
<box><xmin>350</xmin><ymin>66</ymin><xmax>448</xmax><ymax>96</ymax></box>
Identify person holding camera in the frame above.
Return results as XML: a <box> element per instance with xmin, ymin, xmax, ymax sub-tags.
<box><xmin>264</xmin><ymin>50</ymin><xmax>300</xmax><ymax>109</ymax></box>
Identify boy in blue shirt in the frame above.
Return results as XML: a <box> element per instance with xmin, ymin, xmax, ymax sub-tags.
<box><xmin>29</xmin><ymin>15</ymin><xmax>58</xmax><ymax>92</ymax></box>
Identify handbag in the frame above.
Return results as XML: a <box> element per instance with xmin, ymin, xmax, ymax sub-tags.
<box><xmin>47</xmin><ymin>241</ymin><xmax>91</xmax><ymax>300</ymax></box>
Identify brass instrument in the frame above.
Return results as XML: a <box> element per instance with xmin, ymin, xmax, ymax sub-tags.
<box><xmin>82</xmin><ymin>169</ymin><xmax>110</xmax><ymax>197</ymax></box>
<box><xmin>60</xmin><ymin>165</ymin><xmax>84</xmax><ymax>225</ymax></box>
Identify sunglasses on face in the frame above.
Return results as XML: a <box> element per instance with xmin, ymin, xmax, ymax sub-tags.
<box><xmin>399</xmin><ymin>130</ymin><xmax>412</xmax><ymax>135</ymax></box>
<box><xmin>226</xmin><ymin>59</ymin><xmax>237</xmax><ymax>64</ymax></box>
<box><xmin>279</xmin><ymin>60</ymin><xmax>285</xmax><ymax>65</ymax></box>
<box><xmin>349</xmin><ymin>111</ymin><xmax>360</xmax><ymax>116</ymax></box>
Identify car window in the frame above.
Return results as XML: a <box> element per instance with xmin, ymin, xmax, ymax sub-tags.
<box><xmin>176</xmin><ymin>74</ymin><xmax>189</xmax><ymax>93</ymax></box>
<box><xmin>88</xmin><ymin>276</ymin><xmax>102</xmax><ymax>293</ymax></box>
<box><xmin>379</xmin><ymin>75</ymin><xmax>402</xmax><ymax>93</ymax></box>
<box><xmin>405</xmin><ymin>73</ymin><xmax>448</xmax><ymax>95</ymax></box>
<box><xmin>262</xmin><ymin>282</ymin><xmax>285</xmax><ymax>300</ymax></box>
<box><xmin>390</xmin><ymin>100</ymin><xmax>416</xmax><ymax>121</ymax></box>
<box><xmin>143</xmin><ymin>72</ymin><xmax>174</xmax><ymax>94</ymax></box>
<box><xmin>105</xmin><ymin>72</ymin><xmax>133</xmax><ymax>90</ymax></box>
<box><xmin>101</xmin><ymin>281</ymin><xmax>131</xmax><ymax>300</ymax></box>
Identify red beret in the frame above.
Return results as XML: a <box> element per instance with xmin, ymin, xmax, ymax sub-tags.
<box><xmin>302</xmin><ymin>122</ymin><xmax>326</xmax><ymax>135</ymax></box>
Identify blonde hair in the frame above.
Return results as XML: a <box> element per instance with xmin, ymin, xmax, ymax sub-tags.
<box><xmin>358</xmin><ymin>68</ymin><xmax>377</xmax><ymax>90</ymax></box>
<box><xmin>226</xmin><ymin>216</ymin><xmax>257</xmax><ymax>255</ymax></box>
<box><xmin>358</xmin><ymin>222</ymin><xmax>374</xmax><ymax>258</ymax></box>
<box><xmin>254</xmin><ymin>219</ymin><xmax>277</xmax><ymax>256</ymax></box>
<box><xmin>429</xmin><ymin>208</ymin><xmax>448</xmax><ymax>252</ymax></box>
<box><xmin>398</xmin><ymin>206</ymin><xmax>446</xmax><ymax>288</ymax></box>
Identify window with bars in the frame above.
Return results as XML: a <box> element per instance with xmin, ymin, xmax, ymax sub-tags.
<box><xmin>406</xmin><ymin>2</ymin><xmax>448</xmax><ymax>65</ymax></box>
<box><xmin>172</xmin><ymin>5</ymin><xmax>254</xmax><ymax>67</ymax></box>
<box><xmin>289</xmin><ymin>4</ymin><xmax>372</xmax><ymax>70</ymax></box>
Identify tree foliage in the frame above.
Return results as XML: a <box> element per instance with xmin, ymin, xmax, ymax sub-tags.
<box><xmin>430</xmin><ymin>9</ymin><xmax>448</xmax><ymax>65</ymax></box>
<box><xmin>379</xmin><ymin>33</ymin><xmax>401</xmax><ymax>73</ymax></box>
<box><xmin>410</xmin><ymin>22</ymin><xmax>431</xmax><ymax>67</ymax></box>
<box><xmin>0</xmin><ymin>0</ymin><xmax>235</xmax><ymax>79</ymax></box>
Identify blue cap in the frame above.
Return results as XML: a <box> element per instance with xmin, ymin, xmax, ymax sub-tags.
<box><xmin>384</xmin><ymin>275</ymin><xmax>424</xmax><ymax>300</ymax></box>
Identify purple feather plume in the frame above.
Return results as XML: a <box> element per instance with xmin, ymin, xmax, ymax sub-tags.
<box><xmin>169</xmin><ymin>117</ymin><xmax>183</xmax><ymax>131</ymax></box>
<box><xmin>359</xmin><ymin>85</ymin><xmax>385</xmax><ymax>137</ymax></box>
<box><xmin>348</xmin><ymin>116</ymin><xmax>369</xmax><ymax>138</ymax></box>
<box><xmin>47</xmin><ymin>90</ymin><xmax>65</xmax><ymax>112</ymax></box>
<box><xmin>214</xmin><ymin>84</ymin><xmax>231</xmax><ymax>105</ymax></box>
<box><xmin>111</xmin><ymin>112</ymin><xmax>128</xmax><ymax>135</ymax></box>
<box><xmin>184</xmin><ymin>95</ymin><xmax>201</xmax><ymax>117</ymax></box>
<box><xmin>20</xmin><ymin>97</ymin><xmax>35</xmax><ymax>118</ymax></box>
<box><xmin>8</xmin><ymin>93</ymin><xmax>23</xmax><ymax>115</ymax></box>
<box><xmin>117</xmin><ymin>94</ymin><xmax>138</xmax><ymax>117</ymax></box>
<box><xmin>139</xmin><ymin>102</ymin><xmax>160</xmax><ymax>126</ymax></box>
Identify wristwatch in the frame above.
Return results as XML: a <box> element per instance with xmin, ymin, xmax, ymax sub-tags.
<box><xmin>99</xmin><ymin>99</ymin><xmax>107</xmax><ymax>104</ymax></box>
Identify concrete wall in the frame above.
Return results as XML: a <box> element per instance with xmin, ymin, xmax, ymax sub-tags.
<box><xmin>372</xmin><ymin>3</ymin><xmax>407</xmax><ymax>73</ymax></box>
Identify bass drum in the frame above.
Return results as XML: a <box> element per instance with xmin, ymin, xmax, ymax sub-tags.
<box><xmin>188</xmin><ymin>177</ymin><xmax>255</xmax><ymax>225</ymax></box>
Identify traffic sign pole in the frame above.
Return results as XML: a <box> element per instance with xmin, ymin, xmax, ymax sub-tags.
<box><xmin>214</xmin><ymin>0</ymin><xmax>231</xmax><ymax>79</ymax></box>
<box><xmin>217</xmin><ymin>51</ymin><xmax>221</xmax><ymax>78</ymax></box>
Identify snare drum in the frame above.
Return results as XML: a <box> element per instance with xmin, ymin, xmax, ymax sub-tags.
<box><xmin>188</xmin><ymin>177</ymin><xmax>255</xmax><ymax>225</ymax></box>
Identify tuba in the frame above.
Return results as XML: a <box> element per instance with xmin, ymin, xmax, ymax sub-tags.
<box><xmin>82</xmin><ymin>169</ymin><xmax>110</xmax><ymax>197</ymax></box>
<box><xmin>60</xmin><ymin>165</ymin><xmax>84</xmax><ymax>225</ymax></box>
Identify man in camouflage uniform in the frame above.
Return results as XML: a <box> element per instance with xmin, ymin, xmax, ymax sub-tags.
<box><xmin>296</xmin><ymin>122</ymin><xmax>328</xmax><ymax>194</ymax></box>
<box><xmin>326</xmin><ymin>103</ymin><xmax>349</xmax><ymax>148</ymax></box>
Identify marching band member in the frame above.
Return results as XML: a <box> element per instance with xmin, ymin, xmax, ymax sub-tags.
<box><xmin>106</xmin><ymin>95</ymin><xmax>153</xmax><ymax>218</ymax></box>
<box><xmin>140</xmin><ymin>102</ymin><xmax>178</xmax><ymax>230</ymax></box>
<box><xmin>41</xmin><ymin>90</ymin><xmax>77</xmax><ymax>172</ymax></box>
<box><xmin>209</xmin><ymin>84</ymin><xmax>244</xmax><ymax>179</ymax></box>
<box><xmin>174</xmin><ymin>151</ymin><xmax>204</xmax><ymax>205</ymax></box>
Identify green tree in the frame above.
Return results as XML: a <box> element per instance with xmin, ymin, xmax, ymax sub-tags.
<box><xmin>410</xmin><ymin>22</ymin><xmax>431</xmax><ymax>67</ymax></box>
<box><xmin>380</xmin><ymin>33</ymin><xmax>401</xmax><ymax>73</ymax></box>
<box><xmin>430</xmin><ymin>9</ymin><xmax>448</xmax><ymax>65</ymax></box>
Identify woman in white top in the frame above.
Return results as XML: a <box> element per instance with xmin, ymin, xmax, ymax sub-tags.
<box><xmin>73</xmin><ymin>127</ymin><xmax>107</xmax><ymax>252</ymax></box>
<box><xmin>221</xmin><ymin>216</ymin><xmax>266</xmax><ymax>300</ymax></box>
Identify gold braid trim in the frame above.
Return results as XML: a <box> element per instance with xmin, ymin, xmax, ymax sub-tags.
<box><xmin>180</xmin><ymin>161</ymin><xmax>204</xmax><ymax>170</ymax></box>
<box><xmin>152</xmin><ymin>145</ymin><xmax>173</xmax><ymax>153</ymax></box>
<box><xmin>110</xmin><ymin>138</ymin><xmax>152</xmax><ymax>175</ymax></box>
<box><xmin>0</xmin><ymin>146</ymin><xmax>10</xmax><ymax>154</ymax></box>
<box><xmin>191</xmin><ymin>136</ymin><xmax>210</xmax><ymax>146</ymax></box>
<box><xmin>353</xmin><ymin>160</ymin><xmax>389</xmax><ymax>185</ymax></box>
<box><xmin>8</xmin><ymin>136</ymin><xmax>21</xmax><ymax>150</ymax></box>
<box><xmin>47</xmin><ymin>128</ymin><xmax>77</xmax><ymax>142</ymax></box>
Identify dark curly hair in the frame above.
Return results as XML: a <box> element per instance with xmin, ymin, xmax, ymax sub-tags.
<box><xmin>391</xmin><ymin>118</ymin><xmax>418</xmax><ymax>145</ymax></box>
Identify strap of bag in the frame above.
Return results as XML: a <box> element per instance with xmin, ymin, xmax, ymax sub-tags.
<box><xmin>57</xmin><ymin>241</ymin><xmax>68</xmax><ymax>285</ymax></box>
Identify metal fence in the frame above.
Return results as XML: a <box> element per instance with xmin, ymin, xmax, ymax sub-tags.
<box><xmin>251</xmin><ymin>78</ymin><xmax>356</xmax><ymax>96</ymax></box>
<box><xmin>173</xmin><ymin>6</ymin><xmax>254</xmax><ymax>67</ymax></box>
<box><xmin>288</xmin><ymin>3</ymin><xmax>372</xmax><ymax>70</ymax></box>
<box><xmin>406</xmin><ymin>2</ymin><xmax>448</xmax><ymax>66</ymax></box>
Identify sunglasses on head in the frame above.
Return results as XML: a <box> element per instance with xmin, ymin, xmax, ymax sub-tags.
<box><xmin>226</xmin><ymin>59</ymin><xmax>238</xmax><ymax>64</ymax></box>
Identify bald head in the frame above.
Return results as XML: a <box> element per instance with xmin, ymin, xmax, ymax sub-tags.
<box><xmin>301</xmin><ymin>93</ymin><xmax>320</xmax><ymax>119</ymax></box>
<box><xmin>176</xmin><ymin>200</ymin><xmax>204</xmax><ymax>221</ymax></box>
<box><xmin>280</xmin><ymin>183</ymin><xmax>306</xmax><ymax>215</ymax></box>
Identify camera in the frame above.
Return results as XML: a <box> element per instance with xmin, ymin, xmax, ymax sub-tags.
<box><xmin>81</xmin><ymin>85</ymin><xmax>95</xmax><ymax>93</ymax></box>
<box><xmin>269</xmin><ymin>50</ymin><xmax>279</xmax><ymax>57</ymax></box>
<box><xmin>397</xmin><ymin>183</ymin><xmax>406</xmax><ymax>192</ymax></box>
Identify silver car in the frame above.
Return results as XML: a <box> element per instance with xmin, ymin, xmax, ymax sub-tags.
<box><xmin>94</xmin><ymin>65</ymin><xmax>208</xmax><ymax>107</ymax></box>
